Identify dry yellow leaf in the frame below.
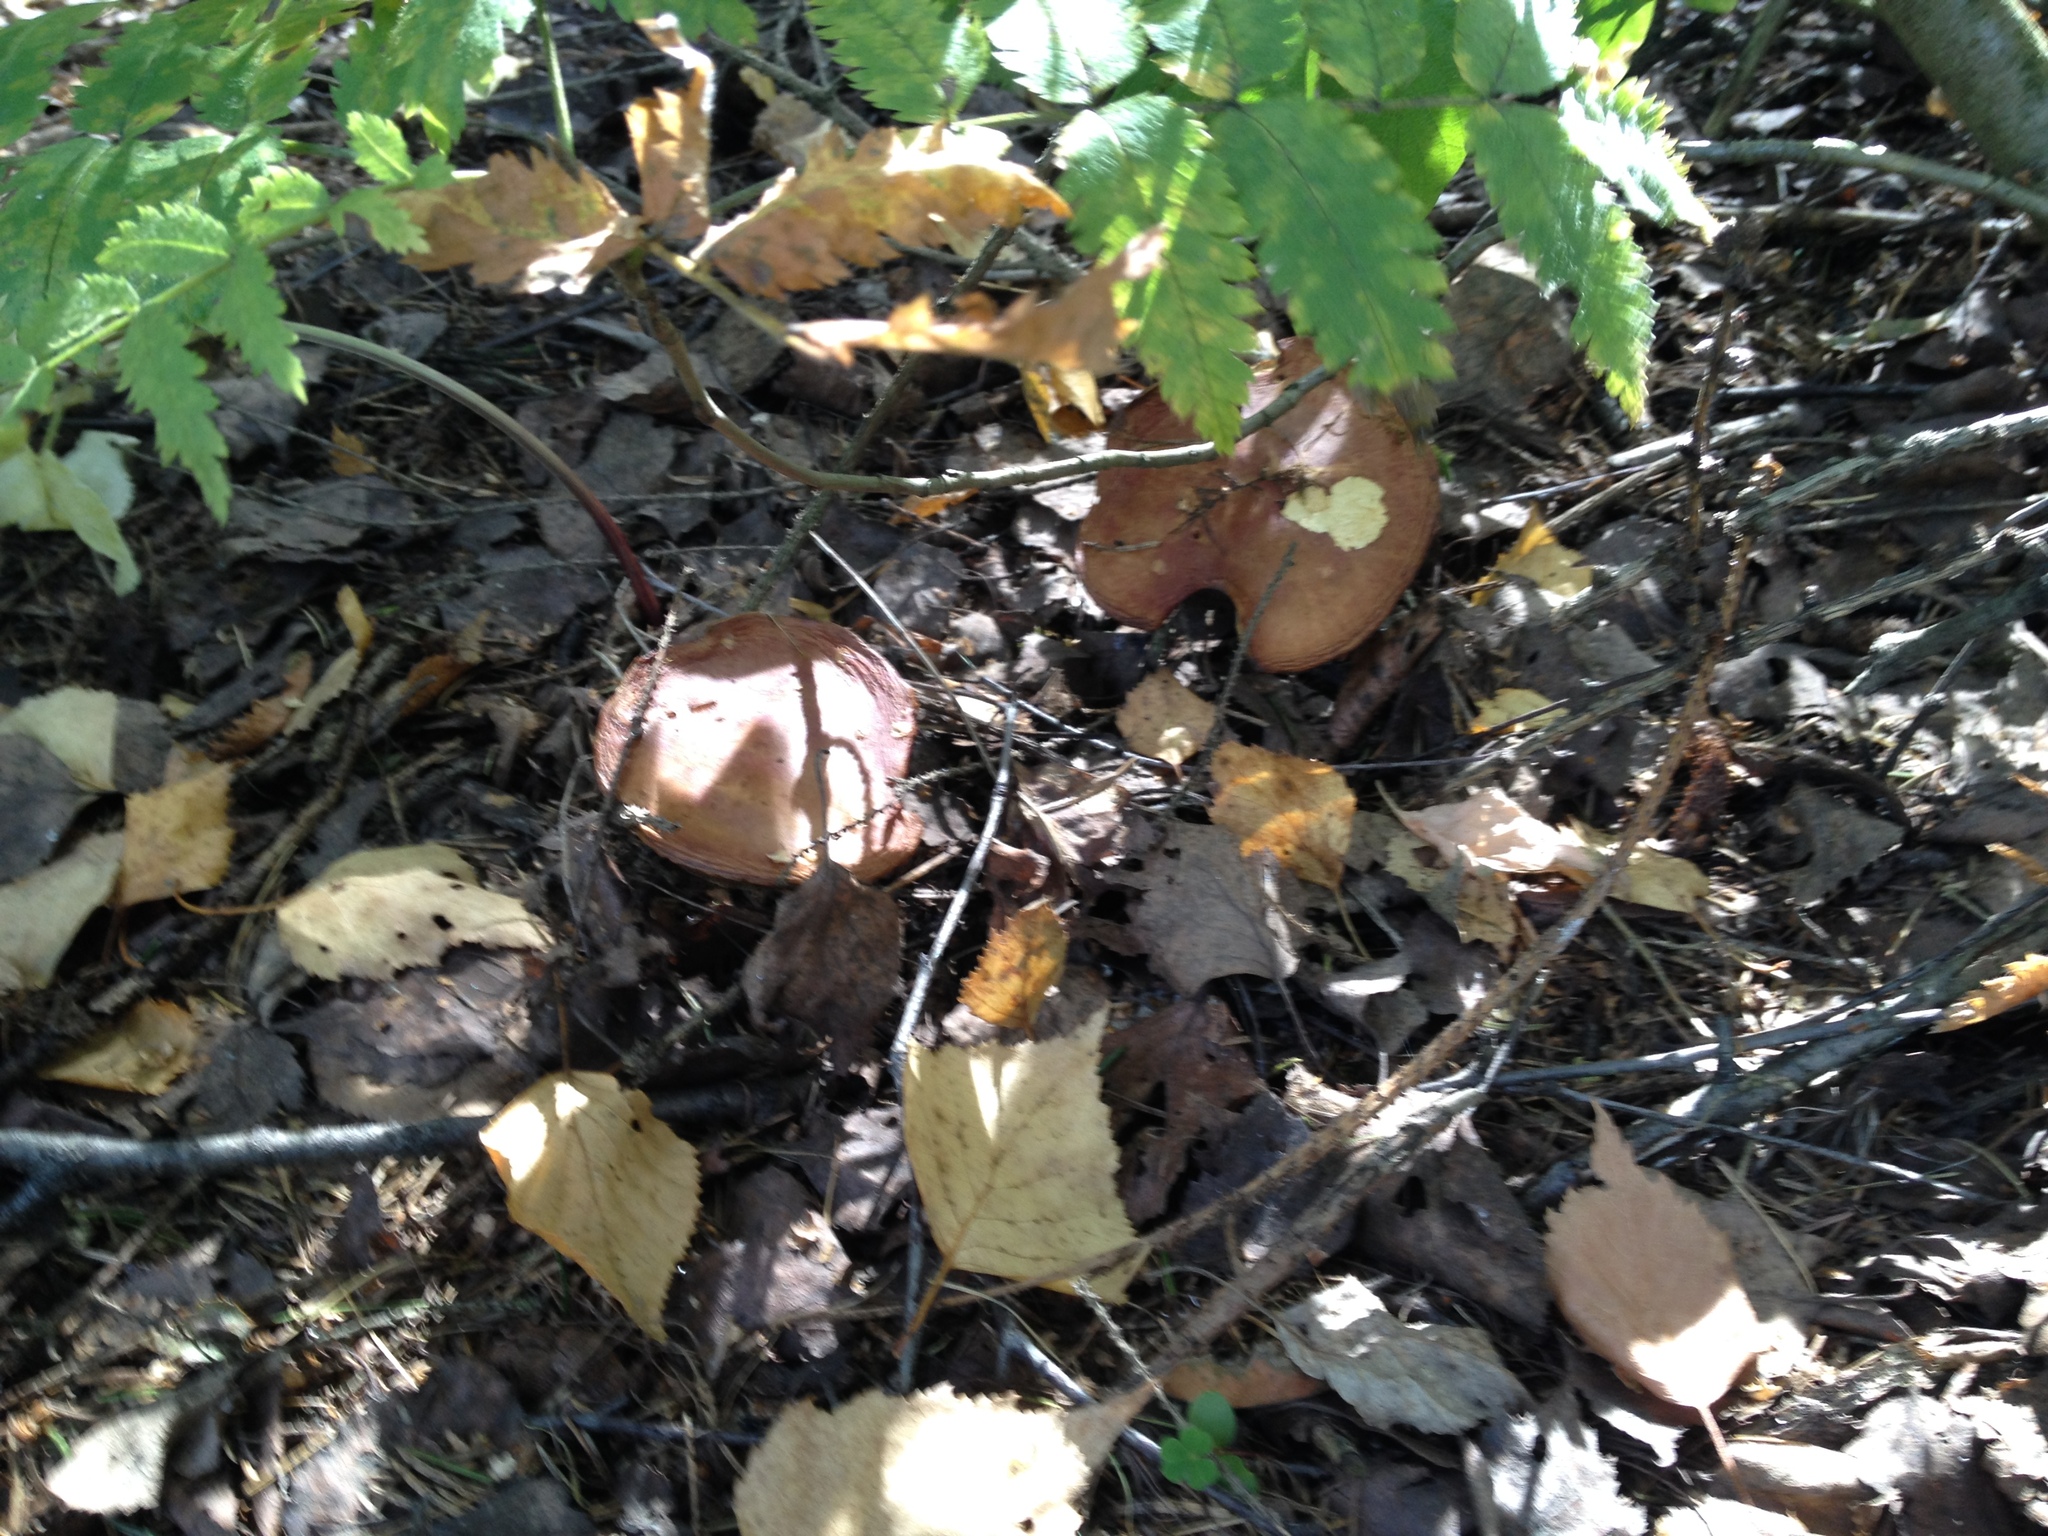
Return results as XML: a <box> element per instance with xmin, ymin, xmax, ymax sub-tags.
<box><xmin>327</xmin><ymin>426</ymin><xmax>374</xmax><ymax>476</ymax></box>
<box><xmin>277</xmin><ymin>844</ymin><xmax>549</xmax><ymax>980</ymax></box>
<box><xmin>0</xmin><ymin>830</ymin><xmax>123</xmax><ymax>992</ymax></box>
<box><xmin>791</xmin><ymin>230</ymin><xmax>1159</xmax><ymax>373</ymax></box>
<box><xmin>1468</xmin><ymin>687</ymin><xmax>1564</xmax><ymax>734</ymax></box>
<box><xmin>1933</xmin><ymin>953</ymin><xmax>2048</xmax><ymax>1033</ymax></box>
<box><xmin>1399</xmin><ymin>787</ymin><xmax>1595</xmax><ymax>878</ymax></box>
<box><xmin>1566</xmin><ymin>820</ymin><xmax>1710</xmax><ymax>915</ymax></box>
<box><xmin>336</xmin><ymin>585</ymin><xmax>374</xmax><ymax>656</ymax></box>
<box><xmin>904</xmin><ymin>1007</ymin><xmax>1139</xmax><ymax>1301</ymax></box>
<box><xmin>627</xmin><ymin>66</ymin><xmax>712</xmax><ymax>243</ymax></box>
<box><xmin>1546</xmin><ymin>1106</ymin><xmax>1763</xmax><ymax>1409</ymax></box>
<box><xmin>117</xmin><ymin>762</ymin><xmax>232</xmax><ymax>908</ymax></box>
<box><xmin>900</xmin><ymin>489</ymin><xmax>976</xmax><ymax>520</ymax></box>
<box><xmin>396</xmin><ymin>152</ymin><xmax>642</xmax><ymax>295</ymax></box>
<box><xmin>1211</xmin><ymin>740</ymin><xmax>1355</xmax><ymax>890</ymax></box>
<box><xmin>1018</xmin><ymin>361</ymin><xmax>1104</xmax><ymax>441</ymax></box>
<box><xmin>1118</xmin><ymin>671</ymin><xmax>1215</xmax><ymax>767</ymax></box>
<box><xmin>697</xmin><ymin>124</ymin><xmax>1068</xmax><ymax>299</ymax></box>
<box><xmin>734</xmin><ymin>1385</ymin><xmax>1094</xmax><ymax>1536</ymax></box>
<box><xmin>959</xmin><ymin>902</ymin><xmax>1067</xmax><ymax>1031</ymax></box>
<box><xmin>481</xmin><ymin>1071</ymin><xmax>700</xmax><ymax>1338</ymax></box>
<box><xmin>0</xmin><ymin>685</ymin><xmax>121</xmax><ymax>789</ymax></box>
<box><xmin>40</xmin><ymin>999</ymin><xmax>197</xmax><ymax>1095</ymax></box>
<box><xmin>1485</xmin><ymin>512</ymin><xmax>1591</xmax><ymax>602</ymax></box>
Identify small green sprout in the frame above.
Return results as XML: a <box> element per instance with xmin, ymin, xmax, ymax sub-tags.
<box><xmin>1158</xmin><ymin>1390</ymin><xmax>1258</xmax><ymax>1495</ymax></box>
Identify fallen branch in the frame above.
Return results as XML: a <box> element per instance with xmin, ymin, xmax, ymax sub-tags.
<box><xmin>1682</xmin><ymin>136</ymin><xmax>2048</xmax><ymax>225</ymax></box>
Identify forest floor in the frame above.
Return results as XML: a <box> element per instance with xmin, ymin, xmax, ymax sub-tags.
<box><xmin>8</xmin><ymin>3</ymin><xmax>2048</xmax><ymax>1534</ymax></box>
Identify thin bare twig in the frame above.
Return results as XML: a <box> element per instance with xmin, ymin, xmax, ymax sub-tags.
<box><xmin>1681</xmin><ymin>136</ymin><xmax>2048</xmax><ymax>225</ymax></box>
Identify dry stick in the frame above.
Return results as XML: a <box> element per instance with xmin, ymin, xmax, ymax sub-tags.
<box><xmin>284</xmin><ymin>322</ymin><xmax>662</xmax><ymax>624</ymax></box>
<box><xmin>1680</xmin><ymin>137</ymin><xmax>2048</xmax><ymax>225</ymax></box>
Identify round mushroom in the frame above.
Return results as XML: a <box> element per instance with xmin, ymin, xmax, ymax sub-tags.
<box><xmin>592</xmin><ymin>614</ymin><xmax>922</xmax><ymax>884</ymax></box>
<box><xmin>1078</xmin><ymin>337</ymin><xmax>1439</xmax><ymax>672</ymax></box>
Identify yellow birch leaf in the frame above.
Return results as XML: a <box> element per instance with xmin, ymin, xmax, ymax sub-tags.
<box><xmin>904</xmin><ymin>1008</ymin><xmax>1139</xmax><ymax>1301</ymax></box>
<box><xmin>117</xmin><ymin>762</ymin><xmax>233</xmax><ymax>908</ymax></box>
<box><xmin>40</xmin><ymin>999</ymin><xmax>198</xmax><ymax>1095</ymax></box>
<box><xmin>1211</xmin><ymin>740</ymin><xmax>1355</xmax><ymax>890</ymax></box>
<box><xmin>1933</xmin><ymin>954</ymin><xmax>2048</xmax><ymax>1033</ymax></box>
<box><xmin>734</xmin><ymin>1385</ymin><xmax>1095</xmax><ymax>1536</ymax></box>
<box><xmin>395</xmin><ymin>152</ymin><xmax>642</xmax><ymax>295</ymax></box>
<box><xmin>959</xmin><ymin>902</ymin><xmax>1067</xmax><ymax>1031</ymax></box>
<box><xmin>1468</xmin><ymin>687</ymin><xmax>1564</xmax><ymax>734</ymax></box>
<box><xmin>1484</xmin><ymin>511</ymin><xmax>1591</xmax><ymax>602</ymax></box>
<box><xmin>0</xmin><ymin>831</ymin><xmax>123</xmax><ymax>992</ymax></box>
<box><xmin>698</xmin><ymin>124</ymin><xmax>1069</xmax><ymax>300</ymax></box>
<box><xmin>480</xmin><ymin>1070</ymin><xmax>701</xmax><ymax>1339</ymax></box>
<box><xmin>1117</xmin><ymin>671</ymin><xmax>1215</xmax><ymax>767</ymax></box>
<box><xmin>328</xmin><ymin>427</ymin><xmax>374</xmax><ymax>476</ymax></box>
<box><xmin>277</xmin><ymin>844</ymin><xmax>549</xmax><ymax>980</ymax></box>
<box><xmin>1546</xmin><ymin>1106</ymin><xmax>1764</xmax><ymax>1409</ymax></box>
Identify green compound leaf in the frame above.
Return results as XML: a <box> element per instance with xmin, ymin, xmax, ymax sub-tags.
<box><xmin>585</xmin><ymin>0</ymin><xmax>757</xmax><ymax>40</ymax></box>
<box><xmin>1218</xmin><ymin>1452</ymin><xmax>1258</xmax><ymax>1494</ymax></box>
<box><xmin>333</xmin><ymin>0</ymin><xmax>535</xmax><ymax>153</ymax></box>
<box><xmin>1302</xmin><ymin>0</ymin><xmax>1424</xmax><ymax>101</ymax></box>
<box><xmin>69</xmin><ymin>0</ymin><xmax>236</xmax><ymax>138</ymax></box>
<box><xmin>1186</xmin><ymin>1391</ymin><xmax>1237</xmax><ymax>1447</ymax></box>
<box><xmin>17</xmin><ymin>273</ymin><xmax>140</xmax><ymax>362</ymax></box>
<box><xmin>97</xmin><ymin>203</ymin><xmax>234</xmax><ymax>294</ymax></box>
<box><xmin>212</xmin><ymin>243</ymin><xmax>304</xmax><ymax>399</ymax></box>
<box><xmin>989</xmin><ymin>0</ymin><xmax>1145</xmax><ymax>104</ymax></box>
<box><xmin>1359</xmin><ymin>0</ymin><xmax>1468</xmax><ymax>209</ymax></box>
<box><xmin>1559</xmin><ymin>80</ymin><xmax>1715</xmax><ymax>233</ymax></box>
<box><xmin>237</xmin><ymin>165</ymin><xmax>332</xmax><ymax>245</ymax></box>
<box><xmin>0</xmin><ymin>4</ymin><xmax>111</xmax><ymax>148</ymax></box>
<box><xmin>1142</xmin><ymin>0</ymin><xmax>1305</xmax><ymax>100</ymax></box>
<box><xmin>330</xmin><ymin>186</ymin><xmax>430</xmax><ymax>252</ymax></box>
<box><xmin>1158</xmin><ymin>1430</ymin><xmax>1221</xmax><ymax>1491</ymax></box>
<box><xmin>810</xmin><ymin>0</ymin><xmax>987</xmax><ymax>123</ymax></box>
<box><xmin>1215</xmin><ymin>95</ymin><xmax>1451</xmax><ymax>393</ymax></box>
<box><xmin>1469</xmin><ymin>101</ymin><xmax>1653</xmax><ymax>417</ymax></box>
<box><xmin>1577</xmin><ymin>0</ymin><xmax>1654</xmax><ymax>58</ymax></box>
<box><xmin>1058</xmin><ymin>94</ymin><xmax>1257</xmax><ymax>448</ymax></box>
<box><xmin>346</xmin><ymin>110</ymin><xmax>415</xmax><ymax>184</ymax></box>
<box><xmin>192</xmin><ymin>0</ymin><xmax>359</xmax><ymax>132</ymax></box>
<box><xmin>118</xmin><ymin>304</ymin><xmax>231</xmax><ymax>518</ymax></box>
<box><xmin>1453</xmin><ymin>0</ymin><xmax>1575</xmax><ymax>95</ymax></box>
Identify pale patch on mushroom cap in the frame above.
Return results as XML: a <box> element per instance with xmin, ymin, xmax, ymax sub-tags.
<box><xmin>1281</xmin><ymin>477</ymin><xmax>1387</xmax><ymax>550</ymax></box>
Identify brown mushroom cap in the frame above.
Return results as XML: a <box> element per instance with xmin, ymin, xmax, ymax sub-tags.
<box><xmin>1079</xmin><ymin>338</ymin><xmax>1439</xmax><ymax>672</ymax></box>
<box><xmin>592</xmin><ymin>614</ymin><xmax>922</xmax><ymax>884</ymax></box>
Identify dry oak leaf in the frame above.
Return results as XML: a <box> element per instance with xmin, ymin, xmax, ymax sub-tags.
<box><xmin>904</xmin><ymin>1006</ymin><xmax>1140</xmax><ymax>1301</ymax></box>
<box><xmin>627</xmin><ymin>63</ymin><xmax>712</xmax><ymax>243</ymax></box>
<box><xmin>396</xmin><ymin>152</ymin><xmax>642</xmax><ymax>295</ymax></box>
<box><xmin>734</xmin><ymin>1385</ymin><xmax>1095</xmax><ymax>1536</ymax></box>
<box><xmin>697</xmin><ymin>124</ymin><xmax>1069</xmax><ymax>300</ymax></box>
<box><xmin>40</xmin><ymin>998</ymin><xmax>198</xmax><ymax>1095</ymax></box>
<box><xmin>0</xmin><ymin>830</ymin><xmax>123</xmax><ymax>992</ymax></box>
<box><xmin>1546</xmin><ymin>1106</ymin><xmax>1765</xmax><ymax>1410</ymax></box>
<box><xmin>958</xmin><ymin>902</ymin><xmax>1068</xmax><ymax>1032</ymax></box>
<box><xmin>1485</xmin><ymin>510</ymin><xmax>1591</xmax><ymax>603</ymax></box>
<box><xmin>1934</xmin><ymin>954</ymin><xmax>2048</xmax><ymax>1032</ymax></box>
<box><xmin>1277</xmin><ymin>1275</ymin><xmax>1531</xmax><ymax>1435</ymax></box>
<box><xmin>1211</xmin><ymin>740</ymin><xmax>1355</xmax><ymax>890</ymax></box>
<box><xmin>1117</xmin><ymin>671</ymin><xmax>1214</xmax><ymax>767</ymax></box>
<box><xmin>481</xmin><ymin>1070</ymin><xmax>701</xmax><ymax>1339</ymax></box>
<box><xmin>791</xmin><ymin>229</ymin><xmax>1161</xmax><ymax>373</ymax></box>
<box><xmin>117</xmin><ymin>762</ymin><xmax>232</xmax><ymax>908</ymax></box>
<box><xmin>277</xmin><ymin>844</ymin><xmax>549</xmax><ymax>981</ymax></box>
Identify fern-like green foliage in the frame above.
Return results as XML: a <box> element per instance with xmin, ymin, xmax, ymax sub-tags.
<box><xmin>0</xmin><ymin>4</ymin><xmax>108</xmax><ymax>145</ymax></box>
<box><xmin>333</xmin><ymin>0</ymin><xmax>536</xmax><ymax>152</ymax></box>
<box><xmin>1144</xmin><ymin>0</ymin><xmax>1305</xmax><ymax>100</ymax></box>
<box><xmin>989</xmin><ymin>0</ymin><xmax>1145</xmax><ymax>104</ymax></box>
<box><xmin>1303</xmin><ymin>0</ymin><xmax>1423</xmax><ymax>101</ymax></box>
<box><xmin>1469</xmin><ymin>101</ymin><xmax>1655</xmax><ymax>416</ymax></box>
<box><xmin>809</xmin><ymin>0</ymin><xmax>988</xmax><ymax>123</ymax></box>
<box><xmin>1453</xmin><ymin>0</ymin><xmax>1575</xmax><ymax>96</ymax></box>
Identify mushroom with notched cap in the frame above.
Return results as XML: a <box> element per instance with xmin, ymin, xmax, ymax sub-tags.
<box><xmin>1078</xmin><ymin>337</ymin><xmax>1439</xmax><ymax>672</ymax></box>
<box><xmin>592</xmin><ymin>614</ymin><xmax>922</xmax><ymax>884</ymax></box>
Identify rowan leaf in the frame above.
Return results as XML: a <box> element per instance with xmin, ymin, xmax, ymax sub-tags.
<box><xmin>276</xmin><ymin>844</ymin><xmax>550</xmax><ymax>980</ymax></box>
<box><xmin>989</xmin><ymin>0</ymin><xmax>1146</xmax><ymax>104</ymax></box>
<box><xmin>68</xmin><ymin>0</ymin><xmax>238</xmax><ymax>138</ymax></box>
<box><xmin>1546</xmin><ymin>1106</ymin><xmax>1764</xmax><ymax>1409</ymax></box>
<box><xmin>1578</xmin><ymin>0</ymin><xmax>1655</xmax><ymax>58</ymax></box>
<box><xmin>1303</xmin><ymin>0</ymin><xmax>1425</xmax><ymax>99</ymax></box>
<box><xmin>809</xmin><ymin>0</ymin><xmax>987</xmax><ymax>123</ymax></box>
<box><xmin>392</xmin><ymin>151</ymin><xmax>641</xmax><ymax>293</ymax></box>
<box><xmin>118</xmin><ymin>305</ymin><xmax>231</xmax><ymax>518</ymax></box>
<box><xmin>1117</xmin><ymin>670</ymin><xmax>1215</xmax><ymax>766</ymax></box>
<box><xmin>1559</xmin><ymin>79</ymin><xmax>1717</xmax><ymax>235</ymax></box>
<box><xmin>959</xmin><ymin>902</ymin><xmax>1068</xmax><ymax>1031</ymax></box>
<box><xmin>904</xmin><ymin>1007</ymin><xmax>1140</xmax><ymax>1300</ymax></box>
<box><xmin>1058</xmin><ymin>95</ymin><xmax>1257</xmax><ymax>447</ymax></box>
<box><xmin>481</xmin><ymin>1071</ymin><xmax>701</xmax><ymax>1339</ymax></box>
<box><xmin>0</xmin><ymin>4</ymin><xmax>109</xmax><ymax>147</ymax></box>
<box><xmin>734</xmin><ymin>1386</ymin><xmax>1096</xmax><ymax>1536</ymax></box>
<box><xmin>39</xmin><ymin>999</ymin><xmax>198</xmax><ymax>1096</ymax></box>
<box><xmin>1143</xmin><ymin>0</ymin><xmax>1306</xmax><ymax>99</ymax></box>
<box><xmin>791</xmin><ymin>229</ymin><xmax>1158</xmax><ymax>372</ymax></box>
<box><xmin>698</xmin><ymin>124</ymin><xmax>1068</xmax><ymax>299</ymax></box>
<box><xmin>1211</xmin><ymin>741</ymin><xmax>1355</xmax><ymax>891</ymax></box>
<box><xmin>236</xmin><ymin>165</ymin><xmax>331</xmax><ymax>245</ymax></box>
<box><xmin>96</xmin><ymin>203</ymin><xmax>233</xmax><ymax>295</ymax></box>
<box><xmin>211</xmin><ymin>244</ymin><xmax>303</xmax><ymax>399</ymax></box>
<box><xmin>1214</xmin><ymin>96</ymin><xmax>1451</xmax><ymax>393</ymax></box>
<box><xmin>1469</xmin><ymin>101</ymin><xmax>1653</xmax><ymax>417</ymax></box>
<box><xmin>1934</xmin><ymin>954</ymin><xmax>2048</xmax><ymax>1033</ymax></box>
<box><xmin>117</xmin><ymin>764</ymin><xmax>234</xmax><ymax>908</ymax></box>
<box><xmin>1453</xmin><ymin>0</ymin><xmax>1576</xmax><ymax>95</ymax></box>
<box><xmin>332</xmin><ymin>0</ymin><xmax>535</xmax><ymax>153</ymax></box>
<box><xmin>191</xmin><ymin>0</ymin><xmax>359</xmax><ymax>132</ymax></box>
<box><xmin>627</xmin><ymin>74</ymin><xmax>713</xmax><ymax>242</ymax></box>
<box><xmin>1360</xmin><ymin>0</ymin><xmax>1470</xmax><ymax>208</ymax></box>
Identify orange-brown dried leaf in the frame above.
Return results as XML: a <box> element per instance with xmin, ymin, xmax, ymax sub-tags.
<box><xmin>959</xmin><ymin>902</ymin><xmax>1067</xmax><ymax>1032</ymax></box>
<box><xmin>117</xmin><ymin>762</ymin><xmax>233</xmax><ymax>908</ymax></box>
<box><xmin>395</xmin><ymin>152</ymin><xmax>642</xmax><ymax>295</ymax></box>
<box><xmin>696</xmin><ymin>124</ymin><xmax>1068</xmax><ymax>300</ymax></box>
<box><xmin>209</xmin><ymin>652</ymin><xmax>314</xmax><ymax>759</ymax></box>
<box><xmin>1545</xmin><ymin>1106</ymin><xmax>1764</xmax><ymax>1410</ymax></box>
<box><xmin>1019</xmin><ymin>362</ymin><xmax>1103</xmax><ymax>441</ymax></box>
<box><xmin>1163</xmin><ymin>1347</ymin><xmax>1323</xmax><ymax>1408</ymax></box>
<box><xmin>328</xmin><ymin>427</ymin><xmax>374</xmax><ymax>476</ymax></box>
<box><xmin>900</xmin><ymin>489</ymin><xmax>976</xmax><ymax>520</ymax></box>
<box><xmin>1210</xmin><ymin>741</ymin><xmax>1355</xmax><ymax>891</ymax></box>
<box><xmin>792</xmin><ymin>230</ymin><xmax>1160</xmax><ymax>373</ymax></box>
<box><xmin>627</xmin><ymin>71</ymin><xmax>711</xmax><ymax>242</ymax></box>
<box><xmin>1483</xmin><ymin>511</ymin><xmax>1590</xmax><ymax>602</ymax></box>
<box><xmin>1934</xmin><ymin>953</ymin><xmax>2048</xmax><ymax>1033</ymax></box>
